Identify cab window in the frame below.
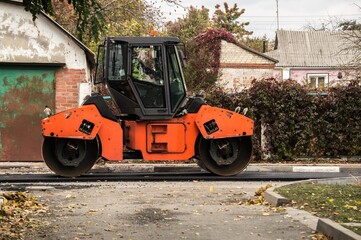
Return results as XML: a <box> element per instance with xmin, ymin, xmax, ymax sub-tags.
<box><xmin>108</xmin><ymin>43</ymin><xmax>127</xmax><ymax>81</ymax></box>
<box><xmin>131</xmin><ymin>45</ymin><xmax>165</xmax><ymax>108</ymax></box>
<box><xmin>167</xmin><ymin>45</ymin><xmax>186</xmax><ymax>112</ymax></box>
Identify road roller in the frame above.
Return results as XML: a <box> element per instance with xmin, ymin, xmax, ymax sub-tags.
<box><xmin>41</xmin><ymin>36</ymin><xmax>254</xmax><ymax>177</ymax></box>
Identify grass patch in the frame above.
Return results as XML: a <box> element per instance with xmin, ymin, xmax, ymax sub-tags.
<box><xmin>343</xmin><ymin>225</ymin><xmax>361</xmax><ymax>235</ymax></box>
<box><xmin>276</xmin><ymin>183</ymin><xmax>361</xmax><ymax>224</ymax></box>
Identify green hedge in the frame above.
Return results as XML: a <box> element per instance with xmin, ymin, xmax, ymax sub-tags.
<box><xmin>206</xmin><ymin>79</ymin><xmax>361</xmax><ymax>161</ymax></box>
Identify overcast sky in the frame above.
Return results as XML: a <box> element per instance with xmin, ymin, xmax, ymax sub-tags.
<box><xmin>156</xmin><ymin>0</ymin><xmax>361</xmax><ymax>39</ymax></box>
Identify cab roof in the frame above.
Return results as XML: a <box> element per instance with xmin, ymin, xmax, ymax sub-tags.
<box><xmin>107</xmin><ymin>36</ymin><xmax>180</xmax><ymax>45</ymax></box>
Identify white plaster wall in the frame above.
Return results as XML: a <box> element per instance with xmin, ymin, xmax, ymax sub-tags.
<box><xmin>0</xmin><ymin>2</ymin><xmax>87</xmax><ymax>70</ymax></box>
<box><xmin>272</xmin><ymin>68</ymin><xmax>357</xmax><ymax>86</ymax></box>
<box><xmin>78</xmin><ymin>82</ymin><xmax>92</xmax><ymax>106</ymax></box>
<box><xmin>219</xmin><ymin>68</ymin><xmax>274</xmax><ymax>91</ymax></box>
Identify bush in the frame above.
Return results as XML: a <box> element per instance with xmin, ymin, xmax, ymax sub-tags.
<box><xmin>206</xmin><ymin>79</ymin><xmax>361</xmax><ymax>161</ymax></box>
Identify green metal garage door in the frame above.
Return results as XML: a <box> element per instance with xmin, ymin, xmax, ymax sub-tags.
<box><xmin>0</xmin><ymin>66</ymin><xmax>56</xmax><ymax>161</ymax></box>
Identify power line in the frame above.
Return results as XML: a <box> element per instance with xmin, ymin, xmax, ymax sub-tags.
<box><xmin>243</xmin><ymin>14</ymin><xmax>361</xmax><ymax>18</ymax></box>
<box><xmin>163</xmin><ymin>12</ymin><xmax>361</xmax><ymax>18</ymax></box>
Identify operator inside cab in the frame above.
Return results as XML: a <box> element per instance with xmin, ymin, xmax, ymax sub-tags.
<box><xmin>132</xmin><ymin>46</ymin><xmax>164</xmax><ymax>85</ymax></box>
<box><xmin>131</xmin><ymin>45</ymin><xmax>165</xmax><ymax>108</ymax></box>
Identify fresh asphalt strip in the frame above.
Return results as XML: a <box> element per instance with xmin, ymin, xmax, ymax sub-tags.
<box><xmin>0</xmin><ymin>171</ymin><xmax>358</xmax><ymax>183</ymax></box>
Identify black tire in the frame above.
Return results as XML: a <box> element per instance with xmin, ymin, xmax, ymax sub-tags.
<box><xmin>194</xmin><ymin>136</ymin><xmax>209</xmax><ymax>171</ymax></box>
<box><xmin>198</xmin><ymin>136</ymin><xmax>252</xmax><ymax>176</ymax></box>
<box><xmin>195</xmin><ymin>158</ymin><xmax>209</xmax><ymax>171</ymax></box>
<box><xmin>42</xmin><ymin>137</ymin><xmax>99</xmax><ymax>177</ymax></box>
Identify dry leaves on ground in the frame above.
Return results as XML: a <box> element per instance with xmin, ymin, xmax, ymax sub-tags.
<box><xmin>0</xmin><ymin>192</ymin><xmax>48</xmax><ymax>240</ymax></box>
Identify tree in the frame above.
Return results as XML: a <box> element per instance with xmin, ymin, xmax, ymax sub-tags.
<box><xmin>339</xmin><ymin>25</ymin><xmax>361</xmax><ymax>79</ymax></box>
<box><xmin>243</xmin><ymin>35</ymin><xmax>269</xmax><ymax>53</ymax></box>
<box><xmin>185</xmin><ymin>28</ymin><xmax>239</xmax><ymax>91</ymax></box>
<box><xmin>23</xmin><ymin>0</ymin><xmax>104</xmax><ymax>42</ymax></box>
<box><xmin>165</xmin><ymin>6</ymin><xmax>210</xmax><ymax>42</ymax></box>
<box><xmin>163</xmin><ymin>6</ymin><xmax>211</xmax><ymax>91</ymax></box>
<box><xmin>335</xmin><ymin>11</ymin><xmax>361</xmax><ymax>79</ymax></box>
<box><xmin>51</xmin><ymin>0</ymin><xmax>159</xmax><ymax>50</ymax></box>
<box><xmin>163</xmin><ymin>3</ymin><xmax>258</xmax><ymax>91</ymax></box>
<box><xmin>23</xmin><ymin>0</ymin><xmax>180</xmax><ymax>45</ymax></box>
<box><xmin>338</xmin><ymin>20</ymin><xmax>361</xmax><ymax>31</ymax></box>
<box><xmin>163</xmin><ymin>3</ymin><xmax>256</xmax><ymax>91</ymax></box>
<box><xmin>212</xmin><ymin>2</ymin><xmax>252</xmax><ymax>39</ymax></box>
<box><xmin>303</xmin><ymin>16</ymin><xmax>361</xmax><ymax>32</ymax></box>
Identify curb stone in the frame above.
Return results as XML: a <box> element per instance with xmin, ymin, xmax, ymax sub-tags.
<box><xmin>265</xmin><ymin>177</ymin><xmax>361</xmax><ymax>240</ymax></box>
<box><xmin>25</xmin><ymin>186</ymin><xmax>56</xmax><ymax>191</ymax></box>
<box><xmin>317</xmin><ymin>218</ymin><xmax>361</xmax><ymax>240</ymax></box>
<box><xmin>264</xmin><ymin>189</ymin><xmax>289</xmax><ymax>207</ymax></box>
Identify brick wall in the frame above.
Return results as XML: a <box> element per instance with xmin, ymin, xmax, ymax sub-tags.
<box><xmin>55</xmin><ymin>67</ymin><xmax>87</xmax><ymax>113</ymax></box>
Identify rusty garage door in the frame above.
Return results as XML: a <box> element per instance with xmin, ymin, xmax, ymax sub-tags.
<box><xmin>0</xmin><ymin>65</ymin><xmax>56</xmax><ymax>161</ymax></box>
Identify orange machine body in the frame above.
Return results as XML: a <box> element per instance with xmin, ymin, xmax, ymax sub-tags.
<box><xmin>42</xmin><ymin>105</ymin><xmax>123</xmax><ymax>161</ymax></box>
<box><xmin>42</xmin><ymin>104</ymin><xmax>254</xmax><ymax>162</ymax></box>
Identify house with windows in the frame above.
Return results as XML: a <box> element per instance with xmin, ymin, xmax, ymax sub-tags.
<box><xmin>0</xmin><ymin>0</ymin><xmax>95</xmax><ymax>161</ymax></box>
<box><xmin>266</xmin><ymin>30</ymin><xmax>357</xmax><ymax>88</ymax></box>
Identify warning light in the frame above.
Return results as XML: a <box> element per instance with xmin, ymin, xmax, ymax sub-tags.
<box><xmin>149</xmin><ymin>30</ymin><xmax>158</xmax><ymax>36</ymax></box>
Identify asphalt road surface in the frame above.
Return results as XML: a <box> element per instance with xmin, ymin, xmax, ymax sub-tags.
<box><xmin>17</xmin><ymin>181</ymin><xmax>318</xmax><ymax>240</ymax></box>
<box><xmin>2</xmin><ymin>171</ymin><xmax>354</xmax><ymax>239</ymax></box>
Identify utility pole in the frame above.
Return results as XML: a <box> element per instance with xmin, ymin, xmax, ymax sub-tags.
<box><xmin>276</xmin><ymin>0</ymin><xmax>280</xmax><ymax>30</ymax></box>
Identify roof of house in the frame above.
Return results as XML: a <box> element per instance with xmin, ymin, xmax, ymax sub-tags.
<box><xmin>194</xmin><ymin>28</ymin><xmax>278</xmax><ymax>65</ymax></box>
<box><xmin>220</xmin><ymin>40</ymin><xmax>278</xmax><ymax>66</ymax></box>
<box><xmin>227</xmin><ymin>39</ymin><xmax>278</xmax><ymax>64</ymax></box>
<box><xmin>266</xmin><ymin>30</ymin><xmax>355</xmax><ymax>68</ymax></box>
<box><xmin>0</xmin><ymin>0</ymin><xmax>95</xmax><ymax>67</ymax></box>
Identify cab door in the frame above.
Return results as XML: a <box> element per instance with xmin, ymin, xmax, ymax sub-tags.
<box><xmin>128</xmin><ymin>44</ymin><xmax>169</xmax><ymax>117</ymax></box>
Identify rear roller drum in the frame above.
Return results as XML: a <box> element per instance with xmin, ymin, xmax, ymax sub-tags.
<box><xmin>42</xmin><ymin>137</ymin><xmax>99</xmax><ymax>177</ymax></box>
<box><xmin>198</xmin><ymin>136</ymin><xmax>252</xmax><ymax>176</ymax></box>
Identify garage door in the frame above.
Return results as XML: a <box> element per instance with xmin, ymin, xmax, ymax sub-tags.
<box><xmin>0</xmin><ymin>65</ymin><xmax>56</xmax><ymax>161</ymax></box>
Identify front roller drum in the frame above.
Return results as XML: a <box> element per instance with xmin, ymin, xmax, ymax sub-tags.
<box><xmin>42</xmin><ymin>137</ymin><xmax>99</xmax><ymax>177</ymax></box>
<box><xmin>198</xmin><ymin>136</ymin><xmax>252</xmax><ymax>176</ymax></box>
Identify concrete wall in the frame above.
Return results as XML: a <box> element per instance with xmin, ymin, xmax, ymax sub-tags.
<box><xmin>0</xmin><ymin>1</ymin><xmax>91</xmax><ymax>112</ymax></box>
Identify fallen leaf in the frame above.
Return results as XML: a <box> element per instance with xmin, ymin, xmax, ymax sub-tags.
<box><xmin>255</xmin><ymin>184</ymin><xmax>272</xmax><ymax>196</ymax></box>
<box><xmin>66</xmin><ymin>195</ymin><xmax>76</xmax><ymax>199</ymax></box>
<box><xmin>344</xmin><ymin>205</ymin><xmax>358</xmax><ymax>210</ymax></box>
<box><xmin>68</xmin><ymin>204</ymin><xmax>77</xmax><ymax>208</ymax></box>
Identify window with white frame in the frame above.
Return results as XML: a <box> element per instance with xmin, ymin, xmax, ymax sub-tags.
<box><xmin>307</xmin><ymin>74</ymin><xmax>329</xmax><ymax>89</ymax></box>
<box><xmin>282</xmin><ymin>68</ymin><xmax>290</xmax><ymax>80</ymax></box>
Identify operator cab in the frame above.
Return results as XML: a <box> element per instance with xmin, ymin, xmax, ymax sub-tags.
<box><xmin>95</xmin><ymin>37</ymin><xmax>187</xmax><ymax>120</ymax></box>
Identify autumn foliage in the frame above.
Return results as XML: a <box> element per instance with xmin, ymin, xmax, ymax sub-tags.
<box><xmin>207</xmin><ymin>78</ymin><xmax>361</xmax><ymax>161</ymax></box>
<box><xmin>185</xmin><ymin>28</ymin><xmax>239</xmax><ymax>91</ymax></box>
